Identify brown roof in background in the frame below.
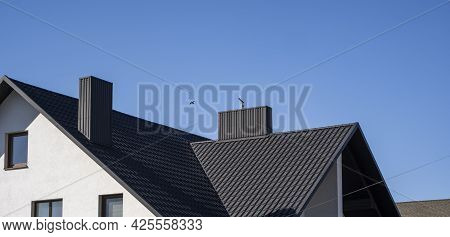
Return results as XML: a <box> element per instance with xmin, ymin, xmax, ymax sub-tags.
<box><xmin>397</xmin><ymin>199</ymin><xmax>450</xmax><ymax>217</ymax></box>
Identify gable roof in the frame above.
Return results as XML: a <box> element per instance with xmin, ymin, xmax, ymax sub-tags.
<box><xmin>0</xmin><ymin>76</ymin><xmax>228</xmax><ymax>217</ymax></box>
<box><xmin>192</xmin><ymin>123</ymin><xmax>401</xmax><ymax>217</ymax></box>
<box><xmin>191</xmin><ymin>124</ymin><xmax>356</xmax><ymax>216</ymax></box>
<box><xmin>1</xmin><ymin>75</ymin><xmax>400</xmax><ymax>217</ymax></box>
<box><xmin>397</xmin><ymin>199</ymin><xmax>450</xmax><ymax>217</ymax></box>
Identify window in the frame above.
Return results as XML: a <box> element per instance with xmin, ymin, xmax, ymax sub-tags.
<box><xmin>32</xmin><ymin>199</ymin><xmax>63</xmax><ymax>217</ymax></box>
<box><xmin>99</xmin><ymin>194</ymin><xmax>123</xmax><ymax>217</ymax></box>
<box><xmin>4</xmin><ymin>131</ymin><xmax>28</xmax><ymax>170</ymax></box>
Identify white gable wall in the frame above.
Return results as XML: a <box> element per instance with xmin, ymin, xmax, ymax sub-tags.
<box><xmin>301</xmin><ymin>155</ymin><xmax>343</xmax><ymax>217</ymax></box>
<box><xmin>0</xmin><ymin>91</ymin><xmax>155</xmax><ymax>217</ymax></box>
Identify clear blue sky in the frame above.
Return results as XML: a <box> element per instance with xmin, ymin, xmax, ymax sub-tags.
<box><xmin>1</xmin><ymin>0</ymin><xmax>449</xmax><ymax>202</ymax></box>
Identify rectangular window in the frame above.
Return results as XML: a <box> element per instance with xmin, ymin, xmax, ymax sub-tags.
<box><xmin>32</xmin><ymin>199</ymin><xmax>63</xmax><ymax>217</ymax></box>
<box><xmin>4</xmin><ymin>131</ymin><xmax>28</xmax><ymax>170</ymax></box>
<box><xmin>99</xmin><ymin>194</ymin><xmax>123</xmax><ymax>217</ymax></box>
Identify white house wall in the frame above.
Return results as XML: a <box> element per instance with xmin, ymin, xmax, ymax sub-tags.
<box><xmin>0</xmin><ymin>91</ymin><xmax>155</xmax><ymax>217</ymax></box>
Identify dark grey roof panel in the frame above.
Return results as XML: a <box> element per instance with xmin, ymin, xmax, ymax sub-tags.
<box><xmin>2</xmin><ymin>77</ymin><xmax>228</xmax><ymax>217</ymax></box>
<box><xmin>192</xmin><ymin>124</ymin><xmax>357</xmax><ymax>216</ymax></box>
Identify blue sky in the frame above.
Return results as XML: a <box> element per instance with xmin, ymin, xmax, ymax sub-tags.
<box><xmin>1</xmin><ymin>0</ymin><xmax>449</xmax><ymax>202</ymax></box>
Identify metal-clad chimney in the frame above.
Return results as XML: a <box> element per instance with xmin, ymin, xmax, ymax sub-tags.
<box><xmin>218</xmin><ymin>106</ymin><xmax>272</xmax><ymax>140</ymax></box>
<box><xmin>78</xmin><ymin>76</ymin><xmax>112</xmax><ymax>146</ymax></box>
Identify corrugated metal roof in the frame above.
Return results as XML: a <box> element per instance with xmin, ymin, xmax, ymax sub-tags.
<box><xmin>191</xmin><ymin>124</ymin><xmax>357</xmax><ymax>216</ymax></box>
<box><xmin>3</xmin><ymin>76</ymin><xmax>394</xmax><ymax>217</ymax></box>
<box><xmin>3</xmin><ymin>77</ymin><xmax>229</xmax><ymax>217</ymax></box>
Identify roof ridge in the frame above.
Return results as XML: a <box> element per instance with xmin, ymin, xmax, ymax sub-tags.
<box><xmin>7</xmin><ymin>77</ymin><xmax>79</xmax><ymax>101</ymax></box>
<box><xmin>191</xmin><ymin>122</ymin><xmax>358</xmax><ymax>145</ymax></box>
<box><xmin>271</xmin><ymin>122</ymin><xmax>358</xmax><ymax>135</ymax></box>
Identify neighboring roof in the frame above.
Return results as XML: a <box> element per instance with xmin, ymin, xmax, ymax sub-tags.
<box><xmin>397</xmin><ymin>199</ymin><xmax>450</xmax><ymax>217</ymax></box>
<box><xmin>191</xmin><ymin>124</ymin><xmax>357</xmax><ymax>216</ymax></box>
<box><xmin>0</xmin><ymin>76</ymin><xmax>229</xmax><ymax>217</ymax></box>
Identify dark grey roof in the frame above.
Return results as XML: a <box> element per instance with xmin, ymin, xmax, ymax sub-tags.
<box><xmin>191</xmin><ymin>124</ymin><xmax>357</xmax><ymax>216</ymax></box>
<box><xmin>1</xmin><ymin>76</ymin><xmax>400</xmax><ymax>217</ymax></box>
<box><xmin>1</xmin><ymin>76</ymin><xmax>228</xmax><ymax>217</ymax></box>
<box><xmin>397</xmin><ymin>199</ymin><xmax>450</xmax><ymax>217</ymax></box>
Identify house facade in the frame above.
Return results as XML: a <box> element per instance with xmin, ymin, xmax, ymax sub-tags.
<box><xmin>0</xmin><ymin>88</ymin><xmax>154</xmax><ymax>217</ymax></box>
<box><xmin>0</xmin><ymin>75</ymin><xmax>399</xmax><ymax>217</ymax></box>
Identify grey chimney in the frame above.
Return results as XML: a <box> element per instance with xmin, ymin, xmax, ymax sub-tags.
<box><xmin>218</xmin><ymin>106</ymin><xmax>272</xmax><ymax>140</ymax></box>
<box><xmin>78</xmin><ymin>76</ymin><xmax>113</xmax><ymax>146</ymax></box>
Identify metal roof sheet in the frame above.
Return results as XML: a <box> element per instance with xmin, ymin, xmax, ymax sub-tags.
<box><xmin>192</xmin><ymin>124</ymin><xmax>357</xmax><ymax>216</ymax></box>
